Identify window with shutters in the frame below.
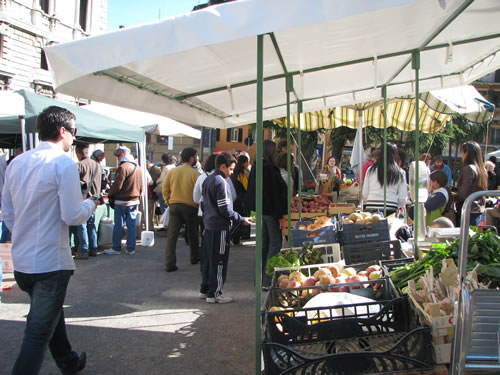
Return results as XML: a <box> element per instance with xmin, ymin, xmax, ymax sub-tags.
<box><xmin>216</xmin><ymin>129</ymin><xmax>220</xmax><ymax>141</ymax></box>
<box><xmin>228</xmin><ymin>128</ymin><xmax>242</xmax><ymax>142</ymax></box>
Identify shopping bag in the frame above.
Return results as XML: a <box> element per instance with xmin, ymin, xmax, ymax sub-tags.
<box><xmin>160</xmin><ymin>207</ymin><xmax>169</xmax><ymax>228</ymax></box>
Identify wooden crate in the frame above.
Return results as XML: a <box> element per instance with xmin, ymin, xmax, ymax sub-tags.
<box><xmin>282</xmin><ymin>211</ymin><xmax>327</xmax><ymax>236</ymax></box>
<box><xmin>328</xmin><ymin>203</ymin><xmax>356</xmax><ymax>215</ymax></box>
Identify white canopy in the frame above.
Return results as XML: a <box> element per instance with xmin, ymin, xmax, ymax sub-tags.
<box><xmin>45</xmin><ymin>0</ymin><xmax>500</xmax><ymax>129</ymax></box>
<box><xmin>0</xmin><ymin>91</ymin><xmax>25</xmax><ymax>118</ymax></box>
<box><xmin>83</xmin><ymin>102</ymin><xmax>201</xmax><ymax>139</ymax></box>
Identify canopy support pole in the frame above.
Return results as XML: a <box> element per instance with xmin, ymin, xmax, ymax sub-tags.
<box><xmin>286</xmin><ymin>75</ymin><xmax>293</xmax><ymax>248</ymax></box>
<box><xmin>413</xmin><ymin>51</ymin><xmax>421</xmax><ymax>254</ymax></box>
<box><xmin>383</xmin><ymin>86</ymin><xmax>388</xmax><ymax>216</ymax></box>
<box><xmin>255</xmin><ymin>33</ymin><xmax>264</xmax><ymax>375</ymax></box>
<box><xmin>298</xmin><ymin>101</ymin><xmax>303</xmax><ymax>220</ymax></box>
<box><xmin>20</xmin><ymin>116</ymin><xmax>26</xmax><ymax>152</ymax></box>
<box><xmin>359</xmin><ymin>110</ymin><xmax>365</xmax><ymax>211</ymax></box>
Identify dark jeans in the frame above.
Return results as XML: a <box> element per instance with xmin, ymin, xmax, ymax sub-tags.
<box><xmin>262</xmin><ymin>215</ymin><xmax>282</xmax><ymax>287</ymax></box>
<box><xmin>72</xmin><ymin>212</ymin><xmax>97</xmax><ymax>255</ymax></box>
<box><xmin>165</xmin><ymin>203</ymin><xmax>200</xmax><ymax>269</ymax></box>
<box><xmin>13</xmin><ymin>270</ymin><xmax>79</xmax><ymax>375</ymax></box>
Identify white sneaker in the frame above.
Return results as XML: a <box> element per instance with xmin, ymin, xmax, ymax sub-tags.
<box><xmin>206</xmin><ymin>295</ymin><xmax>232</xmax><ymax>304</ymax></box>
<box><xmin>126</xmin><ymin>250</ymin><xmax>135</xmax><ymax>255</ymax></box>
<box><xmin>199</xmin><ymin>292</ymin><xmax>207</xmax><ymax>299</ymax></box>
<box><xmin>103</xmin><ymin>249</ymin><xmax>121</xmax><ymax>255</ymax></box>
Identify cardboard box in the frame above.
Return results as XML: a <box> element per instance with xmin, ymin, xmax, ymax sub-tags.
<box><xmin>0</xmin><ymin>243</ymin><xmax>13</xmax><ymax>273</ymax></box>
<box><xmin>328</xmin><ymin>203</ymin><xmax>356</xmax><ymax>215</ymax></box>
<box><xmin>409</xmin><ymin>294</ymin><xmax>454</xmax><ymax>364</ymax></box>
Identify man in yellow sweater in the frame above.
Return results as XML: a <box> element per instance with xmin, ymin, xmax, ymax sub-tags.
<box><xmin>162</xmin><ymin>147</ymin><xmax>200</xmax><ymax>272</ymax></box>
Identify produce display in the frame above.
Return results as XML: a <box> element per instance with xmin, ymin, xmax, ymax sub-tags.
<box><xmin>390</xmin><ymin>228</ymin><xmax>500</xmax><ymax>291</ymax></box>
<box><xmin>273</xmin><ymin>263</ymin><xmax>384</xmax><ymax>294</ymax></box>
<box><xmin>291</xmin><ymin>196</ymin><xmax>331</xmax><ymax>213</ymax></box>
<box><xmin>342</xmin><ymin>211</ymin><xmax>383</xmax><ymax>225</ymax></box>
<box><xmin>409</xmin><ymin>259</ymin><xmax>488</xmax><ymax>318</ymax></box>
<box><xmin>296</xmin><ymin>216</ymin><xmax>333</xmax><ymax>231</ymax></box>
<box><xmin>266</xmin><ymin>243</ymin><xmax>325</xmax><ymax>276</ymax></box>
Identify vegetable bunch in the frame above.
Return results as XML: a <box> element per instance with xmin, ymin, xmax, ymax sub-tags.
<box><xmin>390</xmin><ymin>228</ymin><xmax>500</xmax><ymax>290</ymax></box>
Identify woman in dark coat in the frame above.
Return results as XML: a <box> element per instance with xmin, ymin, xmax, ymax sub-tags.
<box><xmin>245</xmin><ymin>140</ymin><xmax>287</xmax><ymax>287</ymax></box>
<box><xmin>455</xmin><ymin>141</ymin><xmax>487</xmax><ymax>226</ymax></box>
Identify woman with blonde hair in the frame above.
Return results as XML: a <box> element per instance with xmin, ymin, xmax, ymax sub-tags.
<box><xmin>455</xmin><ymin>141</ymin><xmax>487</xmax><ymax>225</ymax></box>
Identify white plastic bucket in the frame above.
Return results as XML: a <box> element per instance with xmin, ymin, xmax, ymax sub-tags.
<box><xmin>141</xmin><ymin>231</ymin><xmax>154</xmax><ymax>247</ymax></box>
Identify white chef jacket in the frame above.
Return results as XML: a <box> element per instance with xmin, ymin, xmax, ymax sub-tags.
<box><xmin>1</xmin><ymin>141</ymin><xmax>95</xmax><ymax>273</ymax></box>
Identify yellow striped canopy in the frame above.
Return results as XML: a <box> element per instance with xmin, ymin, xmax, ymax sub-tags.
<box><xmin>274</xmin><ymin>87</ymin><xmax>494</xmax><ymax>133</ymax></box>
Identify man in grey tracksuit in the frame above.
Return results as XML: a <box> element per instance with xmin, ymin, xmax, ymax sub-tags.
<box><xmin>199</xmin><ymin>152</ymin><xmax>251</xmax><ymax>304</ymax></box>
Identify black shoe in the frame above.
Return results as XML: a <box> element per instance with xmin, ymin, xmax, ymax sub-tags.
<box><xmin>89</xmin><ymin>251</ymin><xmax>97</xmax><ymax>257</ymax></box>
<box><xmin>156</xmin><ymin>228</ymin><xmax>166</xmax><ymax>232</ymax></box>
<box><xmin>166</xmin><ymin>266</ymin><xmax>178</xmax><ymax>272</ymax></box>
<box><xmin>61</xmin><ymin>351</ymin><xmax>86</xmax><ymax>375</ymax></box>
<box><xmin>190</xmin><ymin>259</ymin><xmax>200</xmax><ymax>265</ymax></box>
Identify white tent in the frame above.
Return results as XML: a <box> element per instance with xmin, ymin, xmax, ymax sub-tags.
<box><xmin>45</xmin><ymin>0</ymin><xmax>500</xmax><ymax>130</ymax></box>
<box><xmin>0</xmin><ymin>91</ymin><xmax>24</xmax><ymax>117</ymax></box>
<box><xmin>44</xmin><ymin>1</ymin><xmax>500</xmax><ymax>372</ymax></box>
<box><xmin>83</xmin><ymin>102</ymin><xmax>201</xmax><ymax>139</ymax></box>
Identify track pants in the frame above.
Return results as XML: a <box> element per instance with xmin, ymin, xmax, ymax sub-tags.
<box><xmin>200</xmin><ymin>229</ymin><xmax>230</xmax><ymax>298</ymax></box>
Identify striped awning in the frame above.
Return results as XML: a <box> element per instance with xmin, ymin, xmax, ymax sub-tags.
<box><xmin>275</xmin><ymin>85</ymin><xmax>494</xmax><ymax>133</ymax></box>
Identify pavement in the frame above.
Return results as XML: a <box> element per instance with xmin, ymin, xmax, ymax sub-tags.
<box><xmin>0</xmin><ymin>227</ymin><xmax>258</xmax><ymax>375</ymax></box>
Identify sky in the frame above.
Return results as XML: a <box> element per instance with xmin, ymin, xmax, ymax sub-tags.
<box><xmin>107</xmin><ymin>0</ymin><xmax>205</xmax><ymax>30</ymax></box>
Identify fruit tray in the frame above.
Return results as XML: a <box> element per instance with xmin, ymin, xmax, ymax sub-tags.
<box><xmin>262</xmin><ymin>297</ymin><xmax>433</xmax><ymax>374</ymax></box>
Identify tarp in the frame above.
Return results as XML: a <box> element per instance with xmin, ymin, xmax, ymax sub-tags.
<box><xmin>275</xmin><ymin>85</ymin><xmax>495</xmax><ymax>132</ymax></box>
<box><xmin>44</xmin><ymin>0</ymin><xmax>500</xmax><ymax>129</ymax></box>
<box><xmin>83</xmin><ymin>102</ymin><xmax>202</xmax><ymax>139</ymax></box>
<box><xmin>0</xmin><ymin>91</ymin><xmax>25</xmax><ymax>118</ymax></box>
<box><xmin>17</xmin><ymin>90</ymin><xmax>145</xmax><ymax>143</ymax></box>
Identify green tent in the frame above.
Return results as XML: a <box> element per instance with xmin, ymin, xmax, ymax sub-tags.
<box><xmin>18</xmin><ymin>89</ymin><xmax>145</xmax><ymax>144</ymax></box>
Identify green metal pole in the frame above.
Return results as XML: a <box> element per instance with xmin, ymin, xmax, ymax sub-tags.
<box><xmin>298</xmin><ymin>101</ymin><xmax>303</xmax><ymax>221</ymax></box>
<box><xmin>286</xmin><ymin>76</ymin><xmax>293</xmax><ymax>248</ymax></box>
<box><xmin>383</xmin><ymin>86</ymin><xmax>388</xmax><ymax>216</ymax></box>
<box><xmin>412</xmin><ymin>51</ymin><xmax>420</xmax><ymax>255</ymax></box>
<box><xmin>255</xmin><ymin>34</ymin><xmax>264</xmax><ymax>375</ymax></box>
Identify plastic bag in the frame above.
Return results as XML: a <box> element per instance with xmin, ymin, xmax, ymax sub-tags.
<box><xmin>160</xmin><ymin>207</ymin><xmax>169</xmax><ymax>228</ymax></box>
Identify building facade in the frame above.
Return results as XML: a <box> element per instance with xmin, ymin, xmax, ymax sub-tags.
<box><xmin>0</xmin><ymin>0</ymin><xmax>107</xmax><ymax>94</ymax></box>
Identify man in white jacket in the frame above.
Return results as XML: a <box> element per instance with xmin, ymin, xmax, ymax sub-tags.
<box><xmin>2</xmin><ymin>106</ymin><xmax>101</xmax><ymax>375</ymax></box>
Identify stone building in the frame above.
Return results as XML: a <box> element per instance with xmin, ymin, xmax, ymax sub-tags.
<box><xmin>0</xmin><ymin>0</ymin><xmax>107</xmax><ymax>94</ymax></box>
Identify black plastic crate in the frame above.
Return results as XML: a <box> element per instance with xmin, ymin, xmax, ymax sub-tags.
<box><xmin>262</xmin><ymin>327</ymin><xmax>432</xmax><ymax>374</ymax></box>
<box><xmin>341</xmin><ymin>219</ymin><xmax>390</xmax><ymax>245</ymax></box>
<box><xmin>262</xmin><ymin>297</ymin><xmax>433</xmax><ymax>374</ymax></box>
<box><xmin>342</xmin><ymin>240</ymin><xmax>403</xmax><ymax>265</ymax></box>
<box><xmin>263</xmin><ymin>278</ymin><xmax>399</xmax><ymax>344</ymax></box>
<box><xmin>379</xmin><ymin>256</ymin><xmax>415</xmax><ymax>273</ymax></box>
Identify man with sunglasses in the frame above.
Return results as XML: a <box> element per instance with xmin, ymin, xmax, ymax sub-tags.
<box><xmin>2</xmin><ymin>106</ymin><xmax>101</xmax><ymax>374</ymax></box>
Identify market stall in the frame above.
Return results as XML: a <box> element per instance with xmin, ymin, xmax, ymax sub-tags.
<box><xmin>44</xmin><ymin>0</ymin><xmax>500</xmax><ymax>373</ymax></box>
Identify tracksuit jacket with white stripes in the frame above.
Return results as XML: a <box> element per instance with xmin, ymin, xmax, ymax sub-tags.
<box><xmin>202</xmin><ymin>169</ymin><xmax>244</xmax><ymax>231</ymax></box>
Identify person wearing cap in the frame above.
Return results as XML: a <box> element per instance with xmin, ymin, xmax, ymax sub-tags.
<box><xmin>104</xmin><ymin>145</ymin><xmax>143</xmax><ymax>255</ymax></box>
<box><xmin>430</xmin><ymin>155</ymin><xmax>452</xmax><ymax>186</ymax></box>
<box><xmin>91</xmin><ymin>149</ymin><xmax>105</xmax><ymax>164</ymax></box>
